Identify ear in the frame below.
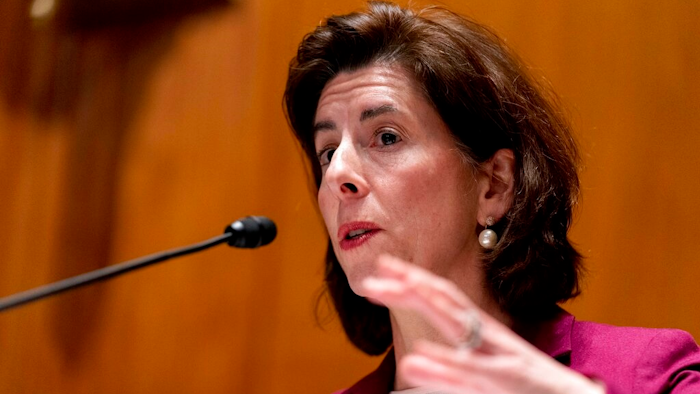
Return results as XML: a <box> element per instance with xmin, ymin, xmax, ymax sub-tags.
<box><xmin>476</xmin><ymin>149</ymin><xmax>515</xmax><ymax>226</ymax></box>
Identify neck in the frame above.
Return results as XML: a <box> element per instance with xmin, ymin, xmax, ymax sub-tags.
<box><xmin>390</xmin><ymin>261</ymin><xmax>511</xmax><ymax>390</ymax></box>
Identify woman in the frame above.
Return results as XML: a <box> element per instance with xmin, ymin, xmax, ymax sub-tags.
<box><xmin>284</xmin><ymin>2</ymin><xmax>700</xmax><ymax>393</ymax></box>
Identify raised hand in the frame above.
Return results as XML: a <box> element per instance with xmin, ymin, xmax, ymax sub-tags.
<box><xmin>361</xmin><ymin>255</ymin><xmax>605</xmax><ymax>394</ymax></box>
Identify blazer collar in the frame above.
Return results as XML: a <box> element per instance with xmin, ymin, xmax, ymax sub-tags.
<box><xmin>517</xmin><ymin>308</ymin><xmax>574</xmax><ymax>363</ymax></box>
<box><xmin>344</xmin><ymin>348</ymin><xmax>395</xmax><ymax>394</ymax></box>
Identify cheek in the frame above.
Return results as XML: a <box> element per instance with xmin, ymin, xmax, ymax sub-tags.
<box><xmin>317</xmin><ymin>184</ymin><xmax>336</xmax><ymax>228</ymax></box>
<box><xmin>388</xmin><ymin>158</ymin><xmax>448</xmax><ymax>208</ymax></box>
<box><xmin>393</xmin><ymin>157</ymin><xmax>476</xmax><ymax>231</ymax></box>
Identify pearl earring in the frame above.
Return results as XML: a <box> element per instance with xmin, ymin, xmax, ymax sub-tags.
<box><xmin>478</xmin><ymin>216</ymin><xmax>498</xmax><ymax>250</ymax></box>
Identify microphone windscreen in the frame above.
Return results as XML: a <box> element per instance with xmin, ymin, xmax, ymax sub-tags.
<box><xmin>225</xmin><ymin>216</ymin><xmax>277</xmax><ymax>248</ymax></box>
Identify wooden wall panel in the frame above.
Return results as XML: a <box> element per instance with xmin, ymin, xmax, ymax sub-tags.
<box><xmin>0</xmin><ymin>0</ymin><xmax>699</xmax><ymax>393</ymax></box>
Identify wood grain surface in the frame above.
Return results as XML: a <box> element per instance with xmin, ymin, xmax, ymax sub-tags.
<box><xmin>1</xmin><ymin>0</ymin><xmax>698</xmax><ymax>392</ymax></box>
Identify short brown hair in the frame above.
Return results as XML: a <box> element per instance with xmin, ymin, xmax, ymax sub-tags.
<box><xmin>285</xmin><ymin>1</ymin><xmax>583</xmax><ymax>355</ymax></box>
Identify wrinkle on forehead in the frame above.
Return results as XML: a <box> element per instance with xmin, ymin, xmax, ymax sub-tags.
<box><xmin>317</xmin><ymin>65</ymin><xmax>419</xmax><ymax>108</ymax></box>
<box><xmin>314</xmin><ymin>65</ymin><xmax>422</xmax><ymax>130</ymax></box>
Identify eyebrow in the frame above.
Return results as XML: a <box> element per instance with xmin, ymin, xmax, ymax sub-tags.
<box><xmin>360</xmin><ymin>104</ymin><xmax>397</xmax><ymax>122</ymax></box>
<box><xmin>312</xmin><ymin>120</ymin><xmax>336</xmax><ymax>133</ymax></box>
<box><xmin>312</xmin><ymin>104</ymin><xmax>398</xmax><ymax>135</ymax></box>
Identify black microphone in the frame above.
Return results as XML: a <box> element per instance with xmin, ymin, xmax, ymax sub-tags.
<box><xmin>224</xmin><ymin>216</ymin><xmax>277</xmax><ymax>248</ymax></box>
<box><xmin>0</xmin><ymin>216</ymin><xmax>277</xmax><ymax>312</ymax></box>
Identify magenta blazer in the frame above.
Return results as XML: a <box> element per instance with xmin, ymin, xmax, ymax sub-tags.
<box><xmin>334</xmin><ymin>310</ymin><xmax>700</xmax><ymax>394</ymax></box>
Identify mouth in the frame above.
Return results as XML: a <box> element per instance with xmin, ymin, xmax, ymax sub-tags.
<box><xmin>338</xmin><ymin>222</ymin><xmax>381</xmax><ymax>251</ymax></box>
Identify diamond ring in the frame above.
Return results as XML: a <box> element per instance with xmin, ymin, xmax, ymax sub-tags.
<box><xmin>457</xmin><ymin>310</ymin><xmax>482</xmax><ymax>350</ymax></box>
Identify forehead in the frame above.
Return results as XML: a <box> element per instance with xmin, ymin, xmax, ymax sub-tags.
<box><xmin>315</xmin><ymin>65</ymin><xmax>424</xmax><ymax>120</ymax></box>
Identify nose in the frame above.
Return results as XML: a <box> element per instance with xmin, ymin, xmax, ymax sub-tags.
<box><xmin>322</xmin><ymin>142</ymin><xmax>369</xmax><ymax>200</ymax></box>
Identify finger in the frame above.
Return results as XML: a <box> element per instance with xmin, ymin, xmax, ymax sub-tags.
<box><xmin>399</xmin><ymin>352</ymin><xmax>486</xmax><ymax>394</ymax></box>
<box><xmin>375</xmin><ymin>255</ymin><xmax>471</xmax><ymax>310</ymax></box>
<box><xmin>365</xmin><ymin>256</ymin><xmax>515</xmax><ymax>351</ymax></box>
<box><xmin>387</xmin><ymin>259</ymin><xmax>520</xmax><ymax>345</ymax></box>
<box><xmin>407</xmin><ymin>339</ymin><xmax>602</xmax><ymax>394</ymax></box>
<box><xmin>370</xmin><ymin>256</ymin><xmax>495</xmax><ymax>345</ymax></box>
<box><xmin>372</xmin><ymin>255</ymin><xmax>473</xmax><ymax>319</ymax></box>
<box><xmin>400</xmin><ymin>354</ymin><xmax>465</xmax><ymax>392</ymax></box>
<box><xmin>361</xmin><ymin>274</ymin><xmax>476</xmax><ymax>346</ymax></box>
<box><xmin>402</xmin><ymin>341</ymin><xmax>513</xmax><ymax>394</ymax></box>
<box><xmin>414</xmin><ymin>340</ymin><xmax>485</xmax><ymax>370</ymax></box>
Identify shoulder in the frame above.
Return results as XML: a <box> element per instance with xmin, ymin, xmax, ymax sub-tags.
<box><xmin>571</xmin><ymin>319</ymin><xmax>696</xmax><ymax>355</ymax></box>
<box><xmin>570</xmin><ymin>319</ymin><xmax>700</xmax><ymax>393</ymax></box>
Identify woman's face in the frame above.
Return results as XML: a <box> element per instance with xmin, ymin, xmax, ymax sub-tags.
<box><xmin>313</xmin><ymin>65</ymin><xmax>483</xmax><ymax>295</ymax></box>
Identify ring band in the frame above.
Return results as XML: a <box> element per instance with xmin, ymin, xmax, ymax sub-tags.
<box><xmin>457</xmin><ymin>310</ymin><xmax>482</xmax><ymax>350</ymax></box>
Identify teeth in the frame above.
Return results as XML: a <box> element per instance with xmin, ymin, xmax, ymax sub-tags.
<box><xmin>347</xmin><ymin>229</ymin><xmax>370</xmax><ymax>238</ymax></box>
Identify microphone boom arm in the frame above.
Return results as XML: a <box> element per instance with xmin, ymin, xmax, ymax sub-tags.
<box><xmin>0</xmin><ymin>233</ymin><xmax>231</xmax><ymax>313</ymax></box>
<box><xmin>0</xmin><ymin>216</ymin><xmax>276</xmax><ymax>313</ymax></box>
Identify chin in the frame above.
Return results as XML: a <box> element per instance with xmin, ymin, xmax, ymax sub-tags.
<box><xmin>340</xmin><ymin>265</ymin><xmax>387</xmax><ymax>307</ymax></box>
<box><xmin>346</xmin><ymin>279</ymin><xmax>366</xmax><ymax>297</ymax></box>
<box><xmin>336</xmin><ymin>257</ymin><xmax>375</xmax><ymax>297</ymax></box>
<box><xmin>343</xmin><ymin>268</ymin><xmax>371</xmax><ymax>296</ymax></box>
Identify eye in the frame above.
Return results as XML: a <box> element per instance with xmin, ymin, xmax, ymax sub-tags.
<box><xmin>317</xmin><ymin>147</ymin><xmax>336</xmax><ymax>166</ymax></box>
<box><xmin>377</xmin><ymin>130</ymin><xmax>401</xmax><ymax>146</ymax></box>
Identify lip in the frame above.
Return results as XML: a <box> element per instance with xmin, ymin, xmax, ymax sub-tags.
<box><xmin>337</xmin><ymin>221</ymin><xmax>381</xmax><ymax>251</ymax></box>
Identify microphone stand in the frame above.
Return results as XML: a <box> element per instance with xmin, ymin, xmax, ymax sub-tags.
<box><xmin>0</xmin><ymin>216</ymin><xmax>277</xmax><ymax>313</ymax></box>
<box><xmin>0</xmin><ymin>233</ymin><xmax>230</xmax><ymax>313</ymax></box>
